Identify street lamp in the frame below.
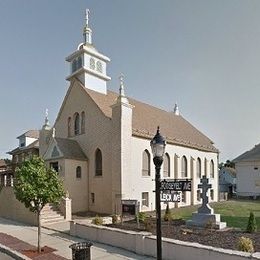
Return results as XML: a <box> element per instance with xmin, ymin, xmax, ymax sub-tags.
<box><xmin>150</xmin><ymin>126</ymin><xmax>166</xmax><ymax>260</ymax></box>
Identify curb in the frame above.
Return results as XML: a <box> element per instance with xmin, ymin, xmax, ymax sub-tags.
<box><xmin>0</xmin><ymin>243</ymin><xmax>30</xmax><ymax>260</ymax></box>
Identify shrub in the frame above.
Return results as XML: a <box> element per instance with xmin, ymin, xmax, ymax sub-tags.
<box><xmin>144</xmin><ymin>217</ymin><xmax>153</xmax><ymax>232</ymax></box>
<box><xmin>246</xmin><ymin>212</ymin><xmax>257</xmax><ymax>233</ymax></box>
<box><xmin>164</xmin><ymin>204</ymin><xmax>173</xmax><ymax>221</ymax></box>
<box><xmin>112</xmin><ymin>214</ymin><xmax>120</xmax><ymax>224</ymax></box>
<box><xmin>237</xmin><ymin>236</ymin><xmax>254</xmax><ymax>253</ymax></box>
<box><xmin>92</xmin><ymin>215</ymin><xmax>103</xmax><ymax>225</ymax></box>
<box><xmin>137</xmin><ymin>212</ymin><xmax>147</xmax><ymax>223</ymax></box>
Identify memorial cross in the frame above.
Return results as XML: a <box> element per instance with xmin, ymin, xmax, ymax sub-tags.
<box><xmin>198</xmin><ymin>175</ymin><xmax>213</xmax><ymax>214</ymax></box>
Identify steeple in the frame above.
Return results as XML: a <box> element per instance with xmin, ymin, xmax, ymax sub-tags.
<box><xmin>66</xmin><ymin>9</ymin><xmax>111</xmax><ymax>94</ymax></box>
<box><xmin>83</xmin><ymin>9</ymin><xmax>92</xmax><ymax>45</ymax></box>
<box><xmin>173</xmin><ymin>103</ymin><xmax>180</xmax><ymax>116</ymax></box>
<box><xmin>117</xmin><ymin>74</ymin><xmax>129</xmax><ymax>104</ymax></box>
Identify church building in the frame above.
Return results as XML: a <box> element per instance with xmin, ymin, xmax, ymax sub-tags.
<box><xmin>39</xmin><ymin>10</ymin><xmax>219</xmax><ymax>215</ymax></box>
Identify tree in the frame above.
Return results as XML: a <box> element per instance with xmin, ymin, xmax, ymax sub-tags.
<box><xmin>247</xmin><ymin>212</ymin><xmax>257</xmax><ymax>233</ymax></box>
<box><xmin>14</xmin><ymin>156</ymin><xmax>64</xmax><ymax>253</ymax></box>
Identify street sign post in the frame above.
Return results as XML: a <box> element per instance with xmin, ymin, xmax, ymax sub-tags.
<box><xmin>160</xmin><ymin>179</ymin><xmax>192</xmax><ymax>202</ymax></box>
<box><xmin>160</xmin><ymin>191</ymin><xmax>181</xmax><ymax>202</ymax></box>
<box><xmin>160</xmin><ymin>179</ymin><xmax>192</xmax><ymax>191</ymax></box>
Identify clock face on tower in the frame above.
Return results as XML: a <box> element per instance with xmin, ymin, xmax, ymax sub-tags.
<box><xmin>90</xmin><ymin>58</ymin><xmax>95</xmax><ymax>70</ymax></box>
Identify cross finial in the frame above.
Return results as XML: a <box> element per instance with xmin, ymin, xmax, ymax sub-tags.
<box><xmin>119</xmin><ymin>73</ymin><xmax>125</xmax><ymax>97</ymax></box>
<box><xmin>174</xmin><ymin>102</ymin><xmax>180</xmax><ymax>116</ymax></box>
<box><xmin>44</xmin><ymin>108</ymin><xmax>50</xmax><ymax>126</ymax></box>
<box><xmin>85</xmin><ymin>9</ymin><xmax>90</xmax><ymax>27</ymax></box>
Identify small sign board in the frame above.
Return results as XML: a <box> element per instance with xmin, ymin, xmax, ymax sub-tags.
<box><xmin>121</xmin><ymin>200</ymin><xmax>138</xmax><ymax>215</ymax></box>
<box><xmin>160</xmin><ymin>179</ymin><xmax>192</xmax><ymax>191</ymax></box>
<box><xmin>160</xmin><ymin>191</ymin><xmax>181</xmax><ymax>202</ymax></box>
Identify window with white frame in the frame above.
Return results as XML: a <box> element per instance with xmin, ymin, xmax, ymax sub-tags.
<box><xmin>197</xmin><ymin>158</ymin><xmax>201</xmax><ymax>178</ymax></box>
<box><xmin>163</xmin><ymin>153</ymin><xmax>170</xmax><ymax>177</ymax></box>
<box><xmin>210</xmin><ymin>160</ymin><xmax>214</xmax><ymax>178</ymax></box>
<box><xmin>181</xmin><ymin>156</ymin><xmax>188</xmax><ymax>178</ymax></box>
<box><xmin>142</xmin><ymin>150</ymin><xmax>150</xmax><ymax>176</ymax></box>
<box><xmin>197</xmin><ymin>190</ymin><xmax>201</xmax><ymax>201</ymax></box>
<box><xmin>142</xmin><ymin>192</ymin><xmax>149</xmax><ymax>207</ymax></box>
<box><xmin>210</xmin><ymin>189</ymin><xmax>214</xmax><ymax>201</ymax></box>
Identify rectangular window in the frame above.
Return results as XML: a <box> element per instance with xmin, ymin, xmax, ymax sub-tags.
<box><xmin>197</xmin><ymin>190</ymin><xmax>201</xmax><ymax>201</ymax></box>
<box><xmin>210</xmin><ymin>189</ymin><xmax>214</xmax><ymax>201</ymax></box>
<box><xmin>50</xmin><ymin>162</ymin><xmax>59</xmax><ymax>173</ymax></box>
<box><xmin>182</xmin><ymin>192</ymin><xmax>186</xmax><ymax>203</ymax></box>
<box><xmin>142</xmin><ymin>192</ymin><xmax>149</xmax><ymax>207</ymax></box>
<box><xmin>91</xmin><ymin>193</ymin><xmax>95</xmax><ymax>204</ymax></box>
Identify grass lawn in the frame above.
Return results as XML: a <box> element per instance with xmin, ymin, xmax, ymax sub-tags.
<box><xmin>169</xmin><ymin>199</ymin><xmax>260</xmax><ymax>230</ymax></box>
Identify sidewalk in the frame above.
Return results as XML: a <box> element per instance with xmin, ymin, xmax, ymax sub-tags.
<box><xmin>0</xmin><ymin>217</ymin><xmax>154</xmax><ymax>259</ymax></box>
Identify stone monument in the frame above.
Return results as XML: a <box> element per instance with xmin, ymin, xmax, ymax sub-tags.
<box><xmin>187</xmin><ymin>176</ymin><xmax>226</xmax><ymax>229</ymax></box>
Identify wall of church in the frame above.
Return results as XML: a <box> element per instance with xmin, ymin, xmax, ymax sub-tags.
<box><xmin>125</xmin><ymin>136</ymin><xmax>219</xmax><ymax>212</ymax></box>
<box><xmin>54</xmin><ymin>81</ymin><xmax>114</xmax><ymax>214</ymax></box>
<box><xmin>63</xmin><ymin>159</ymin><xmax>88</xmax><ymax>213</ymax></box>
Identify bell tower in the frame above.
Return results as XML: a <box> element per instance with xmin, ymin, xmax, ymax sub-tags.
<box><xmin>66</xmin><ymin>9</ymin><xmax>111</xmax><ymax>94</ymax></box>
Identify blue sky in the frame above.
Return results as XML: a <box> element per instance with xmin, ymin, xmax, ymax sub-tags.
<box><xmin>1</xmin><ymin>0</ymin><xmax>260</xmax><ymax>162</ymax></box>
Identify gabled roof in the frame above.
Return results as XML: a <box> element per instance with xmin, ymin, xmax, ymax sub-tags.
<box><xmin>54</xmin><ymin>138</ymin><xmax>87</xmax><ymax>160</ymax></box>
<box><xmin>233</xmin><ymin>144</ymin><xmax>260</xmax><ymax>163</ymax></box>
<box><xmin>83</xmin><ymin>87</ymin><xmax>218</xmax><ymax>153</ymax></box>
<box><xmin>55</xmin><ymin>79</ymin><xmax>218</xmax><ymax>153</ymax></box>
<box><xmin>8</xmin><ymin>140</ymin><xmax>39</xmax><ymax>155</ymax></box>
<box><xmin>17</xmin><ymin>130</ymin><xmax>39</xmax><ymax>139</ymax></box>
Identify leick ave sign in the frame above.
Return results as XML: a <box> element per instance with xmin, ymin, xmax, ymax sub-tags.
<box><xmin>160</xmin><ymin>179</ymin><xmax>192</xmax><ymax>202</ymax></box>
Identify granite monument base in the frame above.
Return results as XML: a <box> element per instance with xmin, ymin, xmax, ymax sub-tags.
<box><xmin>186</xmin><ymin>212</ymin><xmax>227</xmax><ymax>230</ymax></box>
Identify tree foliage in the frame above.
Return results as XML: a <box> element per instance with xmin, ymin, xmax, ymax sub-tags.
<box><xmin>14</xmin><ymin>156</ymin><xmax>65</xmax><ymax>253</ymax></box>
<box><xmin>14</xmin><ymin>156</ymin><xmax>64</xmax><ymax>213</ymax></box>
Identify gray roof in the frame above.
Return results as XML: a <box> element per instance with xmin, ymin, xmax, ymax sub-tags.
<box><xmin>17</xmin><ymin>130</ymin><xmax>39</xmax><ymax>139</ymax></box>
<box><xmin>55</xmin><ymin>138</ymin><xmax>87</xmax><ymax>160</ymax></box>
<box><xmin>233</xmin><ymin>144</ymin><xmax>260</xmax><ymax>162</ymax></box>
<box><xmin>8</xmin><ymin>140</ymin><xmax>39</xmax><ymax>155</ymax></box>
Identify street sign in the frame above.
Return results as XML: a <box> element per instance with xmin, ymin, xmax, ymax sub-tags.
<box><xmin>160</xmin><ymin>179</ymin><xmax>192</xmax><ymax>191</ymax></box>
<box><xmin>160</xmin><ymin>191</ymin><xmax>181</xmax><ymax>202</ymax></box>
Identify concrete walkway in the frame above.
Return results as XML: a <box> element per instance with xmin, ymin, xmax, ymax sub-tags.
<box><xmin>0</xmin><ymin>218</ymin><xmax>154</xmax><ymax>259</ymax></box>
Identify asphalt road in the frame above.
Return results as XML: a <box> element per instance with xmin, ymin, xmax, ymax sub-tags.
<box><xmin>0</xmin><ymin>251</ymin><xmax>14</xmax><ymax>259</ymax></box>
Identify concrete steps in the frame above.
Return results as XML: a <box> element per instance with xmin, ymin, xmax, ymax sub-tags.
<box><xmin>41</xmin><ymin>203</ymin><xmax>65</xmax><ymax>225</ymax></box>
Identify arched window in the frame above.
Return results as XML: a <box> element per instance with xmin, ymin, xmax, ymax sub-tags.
<box><xmin>142</xmin><ymin>150</ymin><xmax>150</xmax><ymax>176</ymax></box>
<box><xmin>96</xmin><ymin>61</ymin><xmax>103</xmax><ymax>73</ymax></box>
<box><xmin>81</xmin><ymin>111</ymin><xmax>85</xmax><ymax>134</ymax></box>
<box><xmin>90</xmin><ymin>58</ymin><xmax>95</xmax><ymax>70</ymax></box>
<box><xmin>68</xmin><ymin>117</ymin><xmax>71</xmax><ymax>137</ymax></box>
<box><xmin>74</xmin><ymin>113</ymin><xmax>80</xmax><ymax>135</ymax></box>
<box><xmin>174</xmin><ymin>154</ymin><xmax>178</xmax><ymax>178</ymax></box>
<box><xmin>204</xmin><ymin>158</ymin><xmax>208</xmax><ymax>177</ymax></box>
<box><xmin>95</xmin><ymin>149</ymin><xmax>102</xmax><ymax>176</ymax></box>
<box><xmin>181</xmin><ymin>156</ymin><xmax>188</xmax><ymax>178</ymax></box>
<box><xmin>76</xmin><ymin>166</ymin><xmax>82</xmax><ymax>179</ymax></box>
<box><xmin>197</xmin><ymin>158</ymin><xmax>201</xmax><ymax>178</ymax></box>
<box><xmin>163</xmin><ymin>153</ymin><xmax>170</xmax><ymax>177</ymax></box>
<box><xmin>210</xmin><ymin>160</ymin><xmax>214</xmax><ymax>178</ymax></box>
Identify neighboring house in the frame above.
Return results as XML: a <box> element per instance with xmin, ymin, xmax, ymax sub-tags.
<box><xmin>8</xmin><ymin>130</ymin><xmax>39</xmax><ymax>174</ymax></box>
<box><xmin>0</xmin><ymin>159</ymin><xmax>12</xmax><ymax>187</ymax></box>
<box><xmin>233</xmin><ymin>144</ymin><xmax>260</xmax><ymax>198</ymax></box>
<box><xmin>219</xmin><ymin>167</ymin><xmax>236</xmax><ymax>199</ymax></box>
<box><xmin>38</xmin><ymin>11</ymin><xmax>220</xmax><ymax>215</ymax></box>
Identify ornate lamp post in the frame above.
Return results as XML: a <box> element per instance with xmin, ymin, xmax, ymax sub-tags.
<box><xmin>150</xmin><ymin>127</ymin><xmax>166</xmax><ymax>260</ymax></box>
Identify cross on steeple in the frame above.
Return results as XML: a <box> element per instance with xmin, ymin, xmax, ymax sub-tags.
<box><xmin>198</xmin><ymin>176</ymin><xmax>213</xmax><ymax>214</ymax></box>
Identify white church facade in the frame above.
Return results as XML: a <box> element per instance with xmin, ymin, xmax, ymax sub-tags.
<box><xmin>39</xmin><ymin>10</ymin><xmax>219</xmax><ymax>215</ymax></box>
